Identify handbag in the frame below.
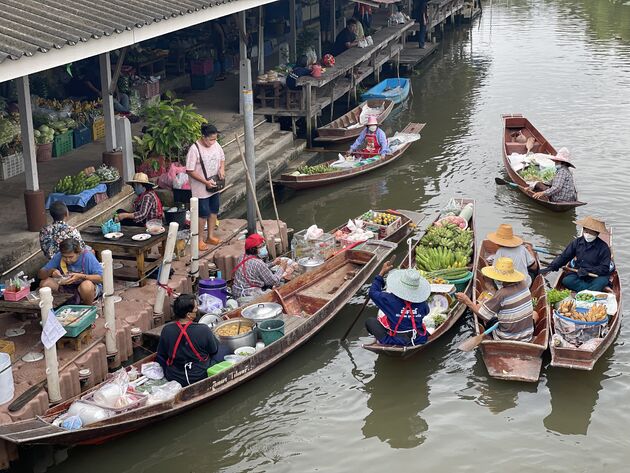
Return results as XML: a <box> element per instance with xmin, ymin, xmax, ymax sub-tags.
<box><xmin>194</xmin><ymin>143</ymin><xmax>225</xmax><ymax>192</ymax></box>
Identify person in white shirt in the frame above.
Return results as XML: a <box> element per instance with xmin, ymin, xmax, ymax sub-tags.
<box><xmin>487</xmin><ymin>224</ymin><xmax>538</xmax><ymax>287</ymax></box>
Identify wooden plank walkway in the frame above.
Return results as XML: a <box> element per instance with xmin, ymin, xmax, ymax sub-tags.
<box><xmin>399</xmin><ymin>43</ymin><xmax>439</xmax><ymax>70</ymax></box>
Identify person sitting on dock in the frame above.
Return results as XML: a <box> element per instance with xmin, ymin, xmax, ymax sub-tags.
<box><xmin>39</xmin><ymin>201</ymin><xmax>87</xmax><ymax>259</ymax></box>
<box><xmin>487</xmin><ymin>223</ymin><xmax>538</xmax><ymax>287</ymax></box>
<box><xmin>116</xmin><ymin>172</ymin><xmax>164</xmax><ymax>227</ymax></box>
<box><xmin>287</xmin><ymin>55</ymin><xmax>312</xmax><ymax>90</ymax></box>
<box><xmin>456</xmin><ymin>257</ymin><xmax>537</xmax><ymax>342</ymax></box>
<box><xmin>539</xmin><ymin>217</ymin><xmax>612</xmax><ymax>292</ymax></box>
<box><xmin>39</xmin><ymin>238</ymin><xmax>103</xmax><ymax>305</ymax></box>
<box><xmin>157</xmin><ymin>294</ymin><xmax>219</xmax><ymax>386</ymax></box>
<box><xmin>231</xmin><ymin>234</ymin><xmax>285</xmax><ymax>303</ymax></box>
<box><xmin>365</xmin><ymin>262</ymin><xmax>430</xmax><ymax>346</ymax></box>
<box><xmin>532</xmin><ymin>148</ymin><xmax>578</xmax><ymax>202</ymax></box>
<box><xmin>348</xmin><ymin>116</ymin><xmax>391</xmax><ymax>157</ymax></box>
<box><xmin>333</xmin><ymin>18</ymin><xmax>359</xmax><ymax>56</ymax></box>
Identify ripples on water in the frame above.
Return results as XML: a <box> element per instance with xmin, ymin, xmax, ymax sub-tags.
<box><xmin>50</xmin><ymin>1</ymin><xmax>630</xmax><ymax>472</ymax></box>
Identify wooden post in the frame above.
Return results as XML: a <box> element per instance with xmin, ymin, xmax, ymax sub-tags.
<box><xmin>289</xmin><ymin>0</ymin><xmax>297</xmax><ymax>60</ymax></box>
<box><xmin>153</xmin><ymin>222</ymin><xmax>180</xmax><ymax>325</ymax></box>
<box><xmin>331</xmin><ymin>0</ymin><xmax>337</xmax><ymax>40</ymax></box>
<box><xmin>305</xmin><ymin>84</ymin><xmax>313</xmax><ymax>147</ymax></box>
<box><xmin>99</xmin><ymin>52</ymin><xmax>116</xmax><ymax>151</ymax></box>
<box><xmin>101</xmin><ymin>250</ymin><xmax>117</xmax><ymax>358</ymax></box>
<box><xmin>40</xmin><ymin>288</ymin><xmax>61</xmax><ymax>403</ymax></box>
<box><xmin>258</xmin><ymin>7</ymin><xmax>265</xmax><ymax>74</ymax></box>
<box><xmin>190</xmin><ymin>197</ymin><xmax>200</xmax><ymax>281</ymax></box>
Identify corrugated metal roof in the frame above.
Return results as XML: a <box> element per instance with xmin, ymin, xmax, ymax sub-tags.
<box><xmin>0</xmin><ymin>0</ymin><xmax>229</xmax><ymax>63</ymax></box>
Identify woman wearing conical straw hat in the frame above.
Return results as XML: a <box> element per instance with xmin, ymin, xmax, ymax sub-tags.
<box><xmin>539</xmin><ymin>216</ymin><xmax>612</xmax><ymax>293</ymax></box>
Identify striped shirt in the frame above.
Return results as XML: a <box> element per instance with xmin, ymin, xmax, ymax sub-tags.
<box><xmin>479</xmin><ymin>281</ymin><xmax>534</xmax><ymax>342</ymax></box>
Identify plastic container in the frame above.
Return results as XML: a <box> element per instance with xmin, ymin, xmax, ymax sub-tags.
<box><xmin>0</xmin><ymin>151</ymin><xmax>24</xmax><ymax>179</ymax></box>
<box><xmin>0</xmin><ymin>353</ymin><xmax>14</xmax><ymax>405</ymax></box>
<box><xmin>104</xmin><ymin>178</ymin><xmax>123</xmax><ymax>198</ymax></box>
<box><xmin>258</xmin><ymin>319</ymin><xmax>285</xmax><ymax>345</ymax></box>
<box><xmin>73</xmin><ymin>126</ymin><xmax>92</xmax><ymax>148</ymax></box>
<box><xmin>164</xmin><ymin>206</ymin><xmax>187</xmax><ymax>227</ymax></box>
<box><xmin>92</xmin><ymin>117</ymin><xmax>105</xmax><ymax>141</ymax></box>
<box><xmin>291</xmin><ymin>229</ymin><xmax>336</xmax><ymax>262</ymax></box>
<box><xmin>191</xmin><ymin>58</ymin><xmax>214</xmax><ymax>76</ymax></box>
<box><xmin>36</xmin><ymin>143</ymin><xmax>52</xmax><ymax>163</ymax></box>
<box><xmin>199</xmin><ymin>278</ymin><xmax>228</xmax><ymax>307</ymax></box>
<box><xmin>53</xmin><ymin>131</ymin><xmax>74</xmax><ymax>157</ymax></box>
<box><xmin>446</xmin><ymin>272</ymin><xmax>473</xmax><ymax>292</ymax></box>
<box><xmin>207</xmin><ymin>361</ymin><xmax>233</xmax><ymax>377</ymax></box>
<box><xmin>4</xmin><ymin>286</ymin><xmax>30</xmax><ymax>301</ymax></box>
<box><xmin>55</xmin><ymin>305</ymin><xmax>98</xmax><ymax>337</ymax></box>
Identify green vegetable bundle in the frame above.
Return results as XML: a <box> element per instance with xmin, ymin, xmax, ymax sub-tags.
<box><xmin>95</xmin><ymin>164</ymin><xmax>120</xmax><ymax>182</ymax></box>
<box><xmin>546</xmin><ymin>288</ymin><xmax>571</xmax><ymax>305</ymax></box>
<box><xmin>297</xmin><ymin>164</ymin><xmax>336</xmax><ymax>175</ymax></box>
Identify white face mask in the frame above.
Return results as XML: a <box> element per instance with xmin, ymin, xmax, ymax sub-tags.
<box><xmin>368</xmin><ymin>125</ymin><xmax>377</xmax><ymax>132</ymax></box>
<box><xmin>555</xmin><ymin>164</ymin><xmax>562</xmax><ymax>170</ymax></box>
<box><xmin>583</xmin><ymin>232</ymin><xmax>597</xmax><ymax>243</ymax></box>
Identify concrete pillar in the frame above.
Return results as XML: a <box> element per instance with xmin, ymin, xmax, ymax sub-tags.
<box><xmin>239</xmin><ymin>12</ymin><xmax>252</xmax><ymax>115</ymax></box>
<box><xmin>153</xmin><ymin>222</ymin><xmax>179</xmax><ymax>325</ymax></box>
<box><xmin>40</xmin><ymin>288</ymin><xmax>61</xmax><ymax>403</ymax></box>
<box><xmin>16</xmin><ymin>76</ymin><xmax>46</xmax><ymax>232</ymax></box>
<box><xmin>243</xmin><ymin>90</ymin><xmax>257</xmax><ymax>235</ymax></box>
<box><xmin>115</xmin><ymin>115</ymin><xmax>134</xmax><ymax>181</ymax></box>
<box><xmin>189</xmin><ymin>197</ymin><xmax>200</xmax><ymax>281</ymax></box>
<box><xmin>99</xmin><ymin>52</ymin><xmax>117</xmax><ymax>151</ymax></box>
<box><xmin>101</xmin><ymin>250</ymin><xmax>118</xmax><ymax>360</ymax></box>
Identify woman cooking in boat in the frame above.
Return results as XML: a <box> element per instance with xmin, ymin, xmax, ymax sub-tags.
<box><xmin>487</xmin><ymin>223</ymin><xmax>538</xmax><ymax>287</ymax></box>
<box><xmin>347</xmin><ymin>116</ymin><xmax>391</xmax><ymax>158</ymax></box>
<box><xmin>157</xmin><ymin>294</ymin><xmax>219</xmax><ymax>386</ymax></box>
<box><xmin>231</xmin><ymin>233</ymin><xmax>286</xmax><ymax>303</ymax></box>
<box><xmin>456</xmin><ymin>257</ymin><xmax>538</xmax><ymax>342</ymax></box>
<box><xmin>365</xmin><ymin>262</ymin><xmax>430</xmax><ymax>346</ymax></box>
<box><xmin>539</xmin><ymin>216</ymin><xmax>612</xmax><ymax>292</ymax></box>
<box><xmin>531</xmin><ymin>148</ymin><xmax>578</xmax><ymax>203</ymax></box>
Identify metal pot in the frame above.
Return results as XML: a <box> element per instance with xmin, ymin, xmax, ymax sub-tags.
<box><xmin>241</xmin><ymin>302</ymin><xmax>283</xmax><ymax>322</ymax></box>
<box><xmin>212</xmin><ymin>318</ymin><xmax>257</xmax><ymax>352</ymax></box>
<box><xmin>297</xmin><ymin>256</ymin><xmax>325</xmax><ymax>273</ymax></box>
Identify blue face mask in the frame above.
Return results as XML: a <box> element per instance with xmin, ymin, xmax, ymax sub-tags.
<box><xmin>258</xmin><ymin>246</ymin><xmax>269</xmax><ymax>258</ymax></box>
<box><xmin>134</xmin><ymin>184</ymin><xmax>144</xmax><ymax>195</ymax></box>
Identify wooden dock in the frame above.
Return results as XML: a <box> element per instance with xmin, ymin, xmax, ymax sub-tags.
<box><xmin>399</xmin><ymin>43</ymin><xmax>439</xmax><ymax>71</ymax></box>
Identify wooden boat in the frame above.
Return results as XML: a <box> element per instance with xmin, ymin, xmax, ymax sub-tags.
<box><xmin>472</xmin><ymin>239</ymin><xmax>549</xmax><ymax>383</ymax></box>
<box><xmin>549</xmin><ymin>229</ymin><xmax>622</xmax><ymax>370</ymax></box>
<box><xmin>501</xmin><ymin>114</ymin><xmax>586</xmax><ymax>212</ymax></box>
<box><xmin>362</xmin><ymin>198</ymin><xmax>476</xmax><ymax>358</ymax></box>
<box><xmin>275</xmin><ymin>122</ymin><xmax>424</xmax><ymax>190</ymax></box>
<box><xmin>361</xmin><ymin>78</ymin><xmax>411</xmax><ymax>104</ymax></box>
<box><xmin>0</xmin><ymin>240</ymin><xmax>396</xmax><ymax>447</ymax></box>
<box><xmin>315</xmin><ymin>99</ymin><xmax>395</xmax><ymax>143</ymax></box>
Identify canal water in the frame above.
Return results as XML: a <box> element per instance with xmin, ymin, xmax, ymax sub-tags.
<box><xmin>50</xmin><ymin>1</ymin><xmax>630</xmax><ymax>471</ymax></box>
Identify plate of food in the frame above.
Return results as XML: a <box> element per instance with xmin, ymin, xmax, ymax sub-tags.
<box><xmin>104</xmin><ymin>232</ymin><xmax>124</xmax><ymax>240</ymax></box>
<box><xmin>146</xmin><ymin>225</ymin><xmax>165</xmax><ymax>235</ymax></box>
<box><xmin>132</xmin><ymin>233</ymin><xmax>152</xmax><ymax>241</ymax></box>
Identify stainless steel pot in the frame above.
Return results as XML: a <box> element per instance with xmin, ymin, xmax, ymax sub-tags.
<box><xmin>297</xmin><ymin>256</ymin><xmax>325</xmax><ymax>273</ymax></box>
<box><xmin>241</xmin><ymin>302</ymin><xmax>283</xmax><ymax>322</ymax></box>
<box><xmin>212</xmin><ymin>318</ymin><xmax>257</xmax><ymax>352</ymax></box>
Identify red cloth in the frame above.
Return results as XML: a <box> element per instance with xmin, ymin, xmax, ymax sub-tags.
<box><xmin>364</xmin><ymin>132</ymin><xmax>381</xmax><ymax>157</ymax></box>
<box><xmin>245</xmin><ymin>233</ymin><xmax>265</xmax><ymax>250</ymax></box>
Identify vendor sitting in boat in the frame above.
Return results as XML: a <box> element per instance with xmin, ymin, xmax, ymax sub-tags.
<box><xmin>456</xmin><ymin>257</ymin><xmax>537</xmax><ymax>342</ymax></box>
<box><xmin>539</xmin><ymin>216</ymin><xmax>612</xmax><ymax>292</ymax></box>
<box><xmin>487</xmin><ymin>223</ymin><xmax>538</xmax><ymax>287</ymax></box>
<box><xmin>39</xmin><ymin>238</ymin><xmax>103</xmax><ymax>305</ymax></box>
<box><xmin>347</xmin><ymin>116</ymin><xmax>391</xmax><ymax>158</ymax></box>
<box><xmin>157</xmin><ymin>294</ymin><xmax>219</xmax><ymax>386</ymax></box>
<box><xmin>116</xmin><ymin>172</ymin><xmax>164</xmax><ymax>226</ymax></box>
<box><xmin>531</xmin><ymin>148</ymin><xmax>578</xmax><ymax>203</ymax></box>
<box><xmin>232</xmin><ymin>233</ymin><xmax>285</xmax><ymax>303</ymax></box>
<box><xmin>365</xmin><ymin>262</ymin><xmax>430</xmax><ymax>346</ymax></box>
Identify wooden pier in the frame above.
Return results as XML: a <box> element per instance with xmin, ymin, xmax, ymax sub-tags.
<box><xmin>399</xmin><ymin>43</ymin><xmax>439</xmax><ymax>71</ymax></box>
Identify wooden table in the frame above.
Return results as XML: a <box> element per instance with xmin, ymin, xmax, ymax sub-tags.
<box><xmin>82</xmin><ymin>226</ymin><xmax>168</xmax><ymax>287</ymax></box>
<box><xmin>0</xmin><ymin>290</ymin><xmax>74</xmax><ymax>315</ymax></box>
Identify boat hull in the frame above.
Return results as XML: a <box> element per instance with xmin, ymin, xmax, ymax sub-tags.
<box><xmin>361</xmin><ymin>78</ymin><xmax>410</xmax><ymax>104</ymax></box>
<box><xmin>315</xmin><ymin>99</ymin><xmax>395</xmax><ymax>143</ymax></box>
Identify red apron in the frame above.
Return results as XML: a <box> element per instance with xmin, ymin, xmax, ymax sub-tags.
<box><xmin>364</xmin><ymin>132</ymin><xmax>381</xmax><ymax>157</ymax></box>
<box><xmin>166</xmin><ymin>321</ymin><xmax>208</xmax><ymax>366</ymax></box>
<box><xmin>231</xmin><ymin>255</ymin><xmax>258</xmax><ymax>288</ymax></box>
<box><xmin>378</xmin><ymin>301</ymin><xmax>427</xmax><ymax>340</ymax></box>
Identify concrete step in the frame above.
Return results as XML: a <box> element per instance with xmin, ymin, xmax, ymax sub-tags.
<box><xmin>222</xmin><ymin>121</ymin><xmax>281</xmax><ymax>165</ymax></box>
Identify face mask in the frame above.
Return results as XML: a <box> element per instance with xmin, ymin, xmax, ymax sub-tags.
<box><xmin>368</xmin><ymin>126</ymin><xmax>377</xmax><ymax>132</ymax></box>
<box><xmin>583</xmin><ymin>233</ymin><xmax>597</xmax><ymax>243</ymax></box>
<box><xmin>555</xmin><ymin>164</ymin><xmax>562</xmax><ymax>170</ymax></box>
<box><xmin>134</xmin><ymin>185</ymin><xmax>144</xmax><ymax>195</ymax></box>
<box><xmin>259</xmin><ymin>246</ymin><xmax>269</xmax><ymax>258</ymax></box>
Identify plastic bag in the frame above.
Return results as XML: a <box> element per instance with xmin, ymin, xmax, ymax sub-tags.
<box><xmin>60</xmin><ymin>415</ymin><xmax>83</xmax><ymax>430</ymax></box>
<box><xmin>93</xmin><ymin>369</ymin><xmax>129</xmax><ymax>408</ymax></box>
<box><xmin>158</xmin><ymin>162</ymin><xmax>191</xmax><ymax>190</ymax></box>
<box><xmin>199</xmin><ymin>293</ymin><xmax>223</xmax><ymax>314</ymax></box>
<box><xmin>305</xmin><ymin>225</ymin><xmax>324</xmax><ymax>240</ymax></box>
<box><xmin>442</xmin><ymin>198</ymin><xmax>462</xmax><ymax>216</ymax></box>
<box><xmin>147</xmin><ymin>380</ymin><xmax>183</xmax><ymax>405</ymax></box>
<box><xmin>141</xmin><ymin>361</ymin><xmax>164</xmax><ymax>380</ymax></box>
<box><xmin>66</xmin><ymin>401</ymin><xmax>112</xmax><ymax>426</ymax></box>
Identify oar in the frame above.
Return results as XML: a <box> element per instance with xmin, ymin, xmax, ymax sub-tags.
<box><xmin>457</xmin><ymin>322</ymin><xmax>499</xmax><ymax>352</ymax></box>
<box><xmin>494</xmin><ymin>177</ymin><xmax>519</xmax><ymax>189</ymax></box>
<box><xmin>340</xmin><ymin>255</ymin><xmax>396</xmax><ymax>341</ymax></box>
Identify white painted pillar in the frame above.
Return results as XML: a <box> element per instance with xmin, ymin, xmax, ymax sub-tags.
<box><xmin>40</xmin><ymin>288</ymin><xmax>61</xmax><ymax>403</ymax></box>
<box><xmin>16</xmin><ymin>76</ymin><xmax>38</xmax><ymax>192</ymax></box>
<box><xmin>189</xmin><ymin>197</ymin><xmax>200</xmax><ymax>280</ymax></box>
<box><xmin>99</xmin><ymin>52</ymin><xmax>117</xmax><ymax>151</ymax></box>
<box><xmin>153</xmin><ymin>222</ymin><xmax>180</xmax><ymax>322</ymax></box>
<box><xmin>239</xmin><ymin>12</ymin><xmax>252</xmax><ymax>115</ymax></box>
<box><xmin>101</xmin><ymin>250</ymin><xmax>117</xmax><ymax>356</ymax></box>
<box><xmin>289</xmin><ymin>0</ymin><xmax>297</xmax><ymax>60</ymax></box>
<box><xmin>115</xmin><ymin>116</ymin><xmax>134</xmax><ymax>181</ymax></box>
<box><xmin>258</xmin><ymin>7</ymin><xmax>265</xmax><ymax>74</ymax></box>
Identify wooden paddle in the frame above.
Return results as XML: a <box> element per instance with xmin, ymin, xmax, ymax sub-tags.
<box><xmin>457</xmin><ymin>322</ymin><xmax>499</xmax><ymax>352</ymax></box>
<box><xmin>8</xmin><ymin>336</ymin><xmax>105</xmax><ymax>412</ymax></box>
<box><xmin>533</xmin><ymin>247</ymin><xmax>599</xmax><ymax>278</ymax></box>
<box><xmin>494</xmin><ymin>177</ymin><xmax>519</xmax><ymax>189</ymax></box>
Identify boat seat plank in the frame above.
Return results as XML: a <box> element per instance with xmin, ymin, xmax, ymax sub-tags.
<box><xmin>283</xmin><ymin>315</ymin><xmax>306</xmax><ymax>335</ymax></box>
<box><xmin>299</xmin><ymin>263</ymin><xmax>363</xmax><ymax>300</ymax></box>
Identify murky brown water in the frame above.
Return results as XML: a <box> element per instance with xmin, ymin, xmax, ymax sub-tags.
<box><xmin>48</xmin><ymin>1</ymin><xmax>630</xmax><ymax>471</ymax></box>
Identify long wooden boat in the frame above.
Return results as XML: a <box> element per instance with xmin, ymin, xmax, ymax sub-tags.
<box><xmin>472</xmin><ymin>239</ymin><xmax>549</xmax><ymax>383</ymax></box>
<box><xmin>361</xmin><ymin>78</ymin><xmax>410</xmax><ymax>104</ymax></box>
<box><xmin>0</xmin><ymin>240</ymin><xmax>396</xmax><ymax>447</ymax></box>
<box><xmin>275</xmin><ymin>122</ymin><xmax>424</xmax><ymax>190</ymax></box>
<box><xmin>549</xmin><ymin>229</ymin><xmax>622</xmax><ymax>370</ymax></box>
<box><xmin>362</xmin><ymin>198</ymin><xmax>476</xmax><ymax>358</ymax></box>
<box><xmin>502</xmin><ymin>114</ymin><xmax>586</xmax><ymax>212</ymax></box>
<box><xmin>315</xmin><ymin>99</ymin><xmax>395</xmax><ymax>143</ymax></box>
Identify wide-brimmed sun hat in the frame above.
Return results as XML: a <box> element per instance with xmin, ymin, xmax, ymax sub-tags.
<box><xmin>550</xmin><ymin>147</ymin><xmax>575</xmax><ymax>168</ymax></box>
<box><xmin>481</xmin><ymin>257</ymin><xmax>525</xmax><ymax>283</ymax></box>
<box><xmin>126</xmin><ymin>172</ymin><xmax>157</xmax><ymax>188</ymax></box>
<box><xmin>574</xmin><ymin>216</ymin><xmax>607</xmax><ymax>235</ymax></box>
<box><xmin>367</xmin><ymin>115</ymin><xmax>379</xmax><ymax>126</ymax></box>
<box><xmin>386</xmin><ymin>269</ymin><xmax>431</xmax><ymax>303</ymax></box>
<box><xmin>487</xmin><ymin>224</ymin><xmax>523</xmax><ymax>248</ymax></box>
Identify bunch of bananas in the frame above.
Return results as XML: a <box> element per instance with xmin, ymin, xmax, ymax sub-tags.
<box><xmin>54</xmin><ymin>171</ymin><xmax>101</xmax><ymax>195</ymax></box>
<box><xmin>416</xmin><ymin>246</ymin><xmax>469</xmax><ymax>272</ymax></box>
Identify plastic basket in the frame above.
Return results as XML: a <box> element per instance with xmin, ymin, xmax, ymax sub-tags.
<box><xmin>446</xmin><ymin>271</ymin><xmax>473</xmax><ymax>292</ymax></box>
<box><xmin>36</xmin><ymin>144</ymin><xmax>52</xmax><ymax>163</ymax></box>
<box><xmin>191</xmin><ymin>59</ymin><xmax>214</xmax><ymax>76</ymax></box>
<box><xmin>103</xmin><ymin>178</ymin><xmax>123</xmax><ymax>198</ymax></box>
<box><xmin>3</xmin><ymin>286</ymin><xmax>30</xmax><ymax>302</ymax></box>
<box><xmin>191</xmin><ymin>74</ymin><xmax>215</xmax><ymax>90</ymax></box>
<box><xmin>258</xmin><ymin>319</ymin><xmax>285</xmax><ymax>345</ymax></box>
<box><xmin>73</xmin><ymin>125</ymin><xmax>92</xmax><ymax>148</ymax></box>
<box><xmin>137</xmin><ymin>81</ymin><xmax>160</xmax><ymax>99</ymax></box>
<box><xmin>53</xmin><ymin>131</ymin><xmax>74</xmax><ymax>157</ymax></box>
<box><xmin>0</xmin><ymin>152</ymin><xmax>24</xmax><ymax>180</ymax></box>
<box><xmin>92</xmin><ymin>117</ymin><xmax>105</xmax><ymax>141</ymax></box>
<box><xmin>55</xmin><ymin>305</ymin><xmax>97</xmax><ymax>337</ymax></box>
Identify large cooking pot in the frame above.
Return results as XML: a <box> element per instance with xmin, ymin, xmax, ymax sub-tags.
<box><xmin>241</xmin><ymin>302</ymin><xmax>283</xmax><ymax>322</ymax></box>
<box><xmin>212</xmin><ymin>318</ymin><xmax>256</xmax><ymax>352</ymax></box>
<box><xmin>297</xmin><ymin>256</ymin><xmax>325</xmax><ymax>273</ymax></box>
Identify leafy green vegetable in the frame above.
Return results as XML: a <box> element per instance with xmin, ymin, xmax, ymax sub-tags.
<box><xmin>297</xmin><ymin>164</ymin><xmax>336</xmax><ymax>175</ymax></box>
<box><xmin>546</xmin><ymin>288</ymin><xmax>571</xmax><ymax>305</ymax></box>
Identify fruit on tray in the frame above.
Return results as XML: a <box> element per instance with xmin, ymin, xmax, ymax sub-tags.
<box><xmin>360</xmin><ymin>211</ymin><xmax>397</xmax><ymax>226</ymax></box>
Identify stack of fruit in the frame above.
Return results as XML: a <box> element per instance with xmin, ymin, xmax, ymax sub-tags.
<box><xmin>360</xmin><ymin>211</ymin><xmax>398</xmax><ymax>226</ymax></box>
<box><xmin>53</xmin><ymin>171</ymin><xmax>101</xmax><ymax>195</ymax></box>
<box><xmin>415</xmin><ymin>223</ymin><xmax>473</xmax><ymax>272</ymax></box>
<box><xmin>34</xmin><ymin>125</ymin><xmax>55</xmax><ymax>145</ymax></box>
